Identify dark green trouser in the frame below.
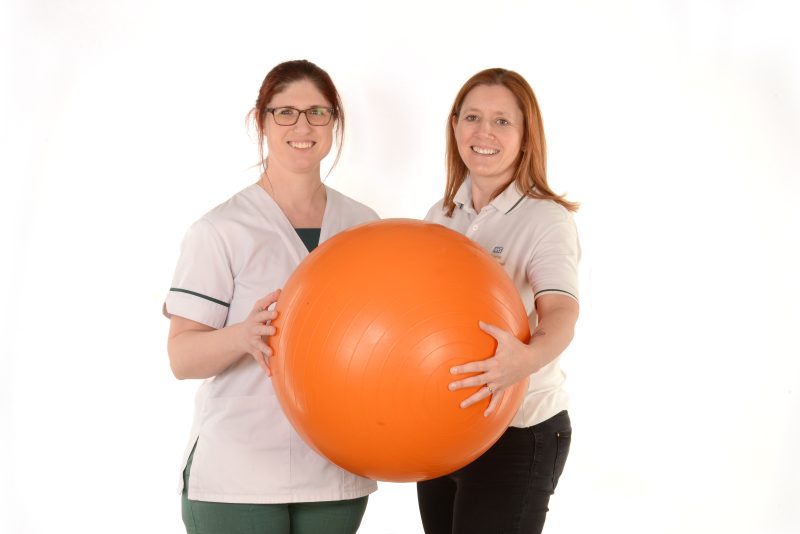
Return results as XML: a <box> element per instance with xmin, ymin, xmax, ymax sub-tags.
<box><xmin>181</xmin><ymin>446</ymin><xmax>369</xmax><ymax>534</ymax></box>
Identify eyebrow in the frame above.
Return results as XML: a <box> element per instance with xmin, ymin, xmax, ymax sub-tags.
<box><xmin>271</xmin><ymin>104</ymin><xmax>332</xmax><ymax>109</ymax></box>
<box><xmin>461</xmin><ymin>106</ymin><xmax>514</xmax><ymax>116</ymax></box>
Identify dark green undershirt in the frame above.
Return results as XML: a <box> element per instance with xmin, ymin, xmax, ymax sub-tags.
<box><xmin>295</xmin><ymin>228</ymin><xmax>321</xmax><ymax>252</ymax></box>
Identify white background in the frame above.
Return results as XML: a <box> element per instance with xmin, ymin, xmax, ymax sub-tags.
<box><xmin>2</xmin><ymin>1</ymin><xmax>799</xmax><ymax>533</ymax></box>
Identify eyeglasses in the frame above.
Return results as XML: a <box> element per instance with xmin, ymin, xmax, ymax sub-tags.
<box><xmin>265</xmin><ymin>106</ymin><xmax>336</xmax><ymax>126</ymax></box>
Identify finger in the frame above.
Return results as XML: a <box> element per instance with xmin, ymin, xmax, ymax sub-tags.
<box><xmin>255</xmin><ymin>309</ymin><xmax>278</xmax><ymax>324</ymax></box>
<box><xmin>257</xmin><ymin>325</ymin><xmax>277</xmax><ymax>337</ymax></box>
<box><xmin>448</xmin><ymin>375</ymin><xmax>488</xmax><ymax>392</ymax></box>
<box><xmin>478</xmin><ymin>321</ymin><xmax>510</xmax><ymax>341</ymax></box>
<box><xmin>253</xmin><ymin>325</ymin><xmax>276</xmax><ymax>337</ymax></box>
<box><xmin>253</xmin><ymin>290</ymin><xmax>281</xmax><ymax>312</ymax></box>
<box><xmin>459</xmin><ymin>386</ymin><xmax>492</xmax><ymax>409</ymax></box>
<box><xmin>261</xmin><ymin>289</ymin><xmax>281</xmax><ymax>307</ymax></box>
<box><xmin>251</xmin><ymin>351</ymin><xmax>271</xmax><ymax>376</ymax></box>
<box><xmin>450</xmin><ymin>361</ymin><xmax>489</xmax><ymax>376</ymax></box>
<box><xmin>263</xmin><ymin>352</ymin><xmax>272</xmax><ymax>377</ymax></box>
<box><xmin>483</xmin><ymin>389</ymin><xmax>505</xmax><ymax>417</ymax></box>
<box><xmin>254</xmin><ymin>342</ymin><xmax>272</xmax><ymax>357</ymax></box>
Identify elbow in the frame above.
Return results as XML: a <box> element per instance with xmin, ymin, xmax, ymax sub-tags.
<box><xmin>566</xmin><ymin>326</ymin><xmax>576</xmax><ymax>346</ymax></box>
<box><xmin>169</xmin><ymin>355</ymin><xmax>188</xmax><ymax>380</ymax></box>
<box><xmin>170</xmin><ymin>364</ymin><xmax>188</xmax><ymax>380</ymax></box>
<box><xmin>167</xmin><ymin>342</ymin><xmax>190</xmax><ymax>380</ymax></box>
<box><xmin>563</xmin><ymin>310</ymin><xmax>578</xmax><ymax>345</ymax></box>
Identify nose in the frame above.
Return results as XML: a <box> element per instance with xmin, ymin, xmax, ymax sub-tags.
<box><xmin>477</xmin><ymin>119</ymin><xmax>495</xmax><ymax>137</ymax></box>
<box><xmin>292</xmin><ymin>112</ymin><xmax>313</xmax><ymax>131</ymax></box>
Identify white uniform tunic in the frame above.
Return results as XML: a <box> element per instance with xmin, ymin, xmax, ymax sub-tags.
<box><xmin>425</xmin><ymin>178</ymin><xmax>580</xmax><ymax>428</ymax></box>
<box><xmin>164</xmin><ymin>183</ymin><xmax>379</xmax><ymax>504</ymax></box>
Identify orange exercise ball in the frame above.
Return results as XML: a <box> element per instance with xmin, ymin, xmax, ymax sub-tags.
<box><xmin>269</xmin><ymin>219</ymin><xmax>530</xmax><ymax>482</ymax></box>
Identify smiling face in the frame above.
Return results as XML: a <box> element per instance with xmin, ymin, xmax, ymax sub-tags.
<box><xmin>264</xmin><ymin>79</ymin><xmax>334</xmax><ymax>176</ymax></box>
<box><xmin>452</xmin><ymin>84</ymin><xmax>524</xmax><ymax>187</ymax></box>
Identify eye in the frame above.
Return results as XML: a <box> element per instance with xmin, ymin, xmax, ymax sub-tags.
<box><xmin>309</xmin><ymin>107</ymin><xmax>329</xmax><ymax>117</ymax></box>
<box><xmin>496</xmin><ymin>118</ymin><xmax>510</xmax><ymax>126</ymax></box>
<box><xmin>276</xmin><ymin>107</ymin><xmax>298</xmax><ymax>116</ymax></box>
<box><xmin>463</xmin><ymin>114</ymin><xmax>479</xmax><ymax>122</ymax></box>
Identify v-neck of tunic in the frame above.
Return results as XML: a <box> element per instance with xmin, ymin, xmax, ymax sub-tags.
<box><xmin>294</xmin><ymin>227</ymin><xmax>321</xmax><ymax>252</ymax></box>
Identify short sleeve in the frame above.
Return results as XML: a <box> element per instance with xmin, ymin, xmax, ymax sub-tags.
<box><xmin>424</xmin><ymin>200</ymin><xmax>446</xmax><ymax>223</ymax></box>
<box><xmin>163</xmin><ymin>218</ymin><xmax>233</xmax><ymax>328</ymax></box>
<box><xmin>527</xmin><ymin>216</ymin><xmax>580</xmax><ymax>302</ymax></box>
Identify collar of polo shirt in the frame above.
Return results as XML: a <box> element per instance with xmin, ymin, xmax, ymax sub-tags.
<box><xmin>455</xmin><ymin>177</ymin><xmax>528</xmax><ymax>215</ymax></box>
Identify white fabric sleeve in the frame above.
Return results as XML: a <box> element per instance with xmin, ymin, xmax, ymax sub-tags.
<box><xmin>527</xmin><ymin>217</ymin><xmax>580</xmax><ymax>302</ymax></box>
<box><xmin>423</xmin><ymin>200</ymin><xmax>445</xmax><ymax>222</ymax></box>
<box><xmin>163</xmin><ymin>218</ymin><xmax>233</xmax><ymax>329</ymax></box>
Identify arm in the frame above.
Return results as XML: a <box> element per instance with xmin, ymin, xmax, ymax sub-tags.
<box><xmin>168</xmin><ymin>291</ymin><xmax>280</xmax><ymax>380</ymax></box>
<box><xmin>448</xmin><ymin>293</ymin><xmax>579</xmax><ymax>415</ymax></box>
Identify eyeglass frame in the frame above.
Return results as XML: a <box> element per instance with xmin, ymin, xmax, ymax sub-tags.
<box><xmin>264</xmin><ymin>106</ymin><xmax>337</xmax><ymax>126</ymax></box>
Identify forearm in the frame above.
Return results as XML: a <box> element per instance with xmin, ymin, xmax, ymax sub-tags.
<box><xmin>168</xmin><ymin>324</ymin><xmax>247</xmax><ymax>380</ymax></box>
<box><xmin>526</xmin><ymin>298</ymin><xmax>579</xmax><ymax>375</ymax></box>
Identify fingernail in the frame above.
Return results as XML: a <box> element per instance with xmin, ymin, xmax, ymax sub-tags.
<box><xmin>450</xmin><ymin>367</ymin><xmax>457</xmax><ymax>374</ymax></box>
<box><xmin>448</xmin><ymin>383</ymin><xmax>456</xmax><ymax>391</ymax></box>
<box><xmin>460</xmin><ymin>402</ymin><xmax>467</xmax><ymax>409</ymax></box>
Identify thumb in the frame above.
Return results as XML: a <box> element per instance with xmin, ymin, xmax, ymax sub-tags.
<box><xmin>478</xmin><ymin>321</ymin><xmax>506</xmax><ymax>340</ymax></box>
<box><xmin>254</xmin><ymin>289</ymin><xmax>281</xmax><ymax>311</ymax></box>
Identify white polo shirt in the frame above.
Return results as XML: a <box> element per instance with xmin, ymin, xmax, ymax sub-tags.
<box><xmin>164</xmin><ymin>183</ymin><xmax>379</xmax><ymax>504</ymax></box>
<box><xmin>425</xmin><ymin>178</ymin><xmax>580</xmax><ymax>428</ymax></box>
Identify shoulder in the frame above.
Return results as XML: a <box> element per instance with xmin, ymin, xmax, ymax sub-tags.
<box><xmin>326</xmin><ymin>186</ymin><xmax>380</xmax><ymax>221</ymax></box>
<box><xmin>517</xmin><ymin>196</ymin><xmax>576</xmax><ymax>226</ymax></box>
<box><xmin>424</xmin><ymin>198</ymin><xmax>448</xmax><ymax>222</ymax></box>
<box><xmin>202</xmin><ymin>184</ymin><xmax>261</xmax><ymax>223</ymax></box>
<box><xmin>184</xmin><ymin>184</ymin><xmax>264</xmax><ymax>237</ymax></box>
<box><xmin>510</xmin><ymin>197</ymin><xmax>579</xmax><ymax>256</ymax></box>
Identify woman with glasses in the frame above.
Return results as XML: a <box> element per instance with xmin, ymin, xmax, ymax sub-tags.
<box><xmin>164</xmin><ymin>59</ymin><xmax>378</xmax><ymax>534</ymax></box>
<box><xmin>418</xmin><ymin>68</ymin><xmax>580</xmax><ymax>534</ymax></box>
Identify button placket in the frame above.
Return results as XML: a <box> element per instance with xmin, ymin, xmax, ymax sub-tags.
<box><xmin>467</xmin><ymin>208</ymin><xmax>492</xmax><ymax>238</ymax></box>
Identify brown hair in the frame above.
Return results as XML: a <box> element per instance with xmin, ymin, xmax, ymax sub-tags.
<box><xmin>443</xmin><ymin>68</ymin><xmax>578</xmax><ymax>216</ymax></box>
<box><xmin>250</xmin><ymin>60</ymin><xmax>345</xmax><ymax>175</ymax></box>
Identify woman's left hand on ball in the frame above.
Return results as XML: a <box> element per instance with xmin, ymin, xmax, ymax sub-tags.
<box><xmin>448</xmin><ymin>321</ymin><xmax>534</xmax><ymax>416</ymax></box>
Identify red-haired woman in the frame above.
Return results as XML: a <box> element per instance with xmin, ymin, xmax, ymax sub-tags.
<box><xmin>419</xmin><ymin>68</ymin><xmax>581</xmax><ymax>534</ymax></box>
<box><xmin>164</xmin><ymin>60</ymin><xmax>378</xmax><ymax>534</ymax></box>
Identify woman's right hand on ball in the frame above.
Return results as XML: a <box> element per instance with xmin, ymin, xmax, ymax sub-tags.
<box><xmin>237</xmin><ymin>290</ymin><xmax>280</xmax><ymax>376</ymax></box>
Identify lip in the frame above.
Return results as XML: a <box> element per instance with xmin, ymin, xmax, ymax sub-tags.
<box><xmin>470</xmin><ymin>145</ymin><xmax>499</xmax><ymax>156</ymax></box>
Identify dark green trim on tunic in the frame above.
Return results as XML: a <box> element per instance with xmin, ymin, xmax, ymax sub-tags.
<box><xmin>169</xmin><ymin>288</ymin><xmax>230</xmax><ymax>307</ymax></box>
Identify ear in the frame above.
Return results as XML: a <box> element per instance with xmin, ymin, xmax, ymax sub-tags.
<box><xmin>451</xmin><ymin>114</ymin><xmax>458</xmax><ymax>131</ymax></box>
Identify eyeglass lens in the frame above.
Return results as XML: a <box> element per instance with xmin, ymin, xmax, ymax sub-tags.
<box><xmin>273</xmin><ymin>107</ymin><xmax>333</xmax><ymax>126</ymax></box>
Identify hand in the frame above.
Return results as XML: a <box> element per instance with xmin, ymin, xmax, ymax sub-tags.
<box><xmin>237</xmin><ymin>290</ymin><xmax>280</xmax><ymax>376</ymax></box>
<box><xmin>448</xmin><ymin>321</ymin><xmax>534</xmax><ymax>416</ymax></box>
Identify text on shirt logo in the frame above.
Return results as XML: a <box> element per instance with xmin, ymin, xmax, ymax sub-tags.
<box><xmin>490</xmin><ymin>245</ymin><xmax>505</xmax><ymax>265</ymax></box>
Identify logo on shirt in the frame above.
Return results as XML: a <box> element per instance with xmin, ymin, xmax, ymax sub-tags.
<box><xmin>490</xmin><ymin>245</ymin><xmax>505</xmax><ymax>265</ymax></box>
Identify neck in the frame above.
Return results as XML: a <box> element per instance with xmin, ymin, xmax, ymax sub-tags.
<box><xmin>470</xmin><ymin>178</ymin><xmax>497</xmax><ymax>213</ymax></box>
<box><xmin>259</xmin><ymin>169</ymin><xmax>327</xmax><ymax>228</ymax></box>
<box><xmin>470</xmin><ymin>174</ymin><xmax>513</xmax><ymax>213</ymax></box>
<box><xmin>260</xmin><ymin>164</ymin><xmax>322</xmax><ymax>200</ymax></box>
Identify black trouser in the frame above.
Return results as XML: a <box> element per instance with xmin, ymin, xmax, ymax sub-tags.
<box><xmin>417</xmin><ymin>410</ymin><xmax>571</xmax><ymax>534</ymax></box>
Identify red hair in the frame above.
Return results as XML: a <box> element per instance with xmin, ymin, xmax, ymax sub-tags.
<box><xmin>249</xmin><ymin>60</ymin><xmax>345</xmax><ymax>175</ymax></box>
<box><xmin>444</xmin><ymin>68</ymin><xmax>578</xmax><ymax>216</ymax></box>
